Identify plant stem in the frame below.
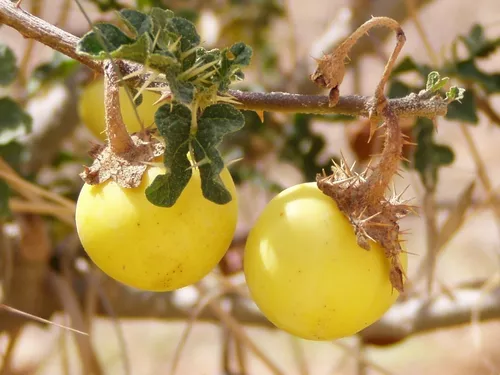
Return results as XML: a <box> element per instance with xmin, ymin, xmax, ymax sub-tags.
<box><xmin>0</xmin><ymin>0</ymin><xmax>448</xmax><ymax>120</ymax></box>
<box><xmin>103</xmin><ymin>61</ymin><xmax>135</xmax><ymax>155</ymax></box>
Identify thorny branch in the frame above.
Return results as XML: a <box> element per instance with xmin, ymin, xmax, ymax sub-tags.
<box><xmin>0</xmin><ymin>0</ymin><xmax>448</xmax><ymax>119</ymax></box>
<box><xmin>1</xmin><ymin>0</ymin><xmax>493</xmax><ymax>350</ymax></box>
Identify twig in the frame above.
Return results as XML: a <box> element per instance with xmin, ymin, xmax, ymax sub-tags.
<box><xmin>195</xmin><ymin>285</ymin><xmax>285</xmax><ymax>375</ymax></box>
<box><xmin>0</xmin><ymin>0</ymin><xmax>448</xmax><ymax>120</ymax></box>
<box><xmin>460</xmin><ymin>123</ymin><xmax>500</xmax><ymax>261</ymax></box>
<box><xmin>0</xmin><ymin>327</ymin><xmax>21</xmax><ymax>375</ymax></box>
<box><xmin>404</xmin><ymin>0</ymin><xmax>440</xmax><ymax>299</ymax></box>
<box><xmin>0</xmin><ymin>164</ymin><xmax>76</xmax><ymax>211</ymax></box>
<box><xmin>9</xmin><ymin>198</ymin><xmax>75</xmax><ymax>226</ymax></box>
<box><xmin>0</xmin><ymin>304</ymin><xmax>88</xmax><ymax>336</ymax></box>
<box><xmin>333</xmin><ymin>341</ymin><xmax>394</xmax><ymax>375</ymax></box>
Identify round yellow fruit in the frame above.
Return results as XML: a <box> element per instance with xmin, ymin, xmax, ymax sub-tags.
<box><xmin>75</xmin><ymin>165</ymin><xmax>238</xmax><ymax>291</ymax></box>
<box><xmin>244</xmin><ymin>182</ymin><xmax>407</xmax><ymax>341</ymax></box>
<box><xmin>78</xmin><ymin>78</ymin><xmax>158</xmax><ymax>140</ymax></box>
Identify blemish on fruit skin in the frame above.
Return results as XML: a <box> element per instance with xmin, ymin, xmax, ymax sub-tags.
<box><xmin>122</xmin><ymin>265</ymin><xmax>126</xmax><ymax>270</ymax></box>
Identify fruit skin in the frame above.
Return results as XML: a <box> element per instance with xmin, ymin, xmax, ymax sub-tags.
<box><xmin>78</xmin><ymin>78</ymin><xmax>158</xmax><ymax>140</ymax></box>
<box><xmin>244</xmin><ymin>182</ymin><xmax>407</xmax><ymax>341</ymax></box>
<box><xmin>75</xmin><ymin>165</ymin><xmax>238</xmax><ymax>292</ymax></box>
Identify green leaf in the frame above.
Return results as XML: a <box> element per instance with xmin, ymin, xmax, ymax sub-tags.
<box><xmin>455</xmin><ymin>59</ymin><xmax>500</xmax><ymax>93</ymax></box>
<box><xmin>445</xmin><ymin>89</ymin><xmax>478</xmax><ymax>124</ymax></box>
<box><xmin>165</xmin><ymin>70</ymin><xmax>195</xmax><ymax>104</ymax></box>
<box><xmin>111</xmin><ymin>33</ymin><xmax>151</xmax><ymax>63</ymax></box>
<box><xmin>0</xmin><ymin>97</ymin><xmax>32</xmax><ymax>145</ymax></box>
<box><xmin>0</xmin><ymin>44</ymin><xmax>17</xmax><ymax>86</ymax></box>
<box><xmin>87</xmin><ymin>0</ymin><xmax>125</xmax><ymax>11</ymax></box>
<box><xmin>77</xmin><ymin>23</ymin><xmax>135</xmax><ymax>57</ymax></box>
<box><xmin>0</xmin><ymin>180</ymin><xmax>11</xmax><ymax>219</ymax></box>
<box><xmin>29</xmin><ymin>52</ymin><xmax>79</xmax><ymax>93</ymax></box>
<box><xmin>193</xmin><ymin>104</ymin><xmax>245</xmax><ymax>204</ymax></box>
<box><xmin>281</xmin><ymin>113</ymin><xmax>328</xmax><ymax>181</ymax></box>
<box><xmin>166</xmin><ymin>17</ymin><xmax>200</xmax><ymax>51</ymax></box>
<box><xmin>228</xmin><ymin>42</ymin><xmax>253</xmax><ymax>66</ymax></box>
<box><xmin>413</xmin><ymin>118</ymin><xmax>455</xmax><ymax>189</ymax></box>
<box><xmin>445</xmin><ymin>86</ymin><xmax>466</xmax><ymax>102</ymax></box>
<box><xmin>0</xmin><ymin>142</ymin><xmax>23</xmax><ymax>171</ymax></box>
<box><xmin>119</xmin><ymin>9</ymin><xmax>153</xmax><ymax>36</ymax></box>
<box><xmin>150</xmin><ymin>8</ymin><xmax>175</xmax><ymax>49</ymax></box>
<box><xmin>388</xmin><ymin>80</ymin><xmax>414</xmax><ymax>98</ymax></box>
<box><xmin>146</xmin><ymin>104</ymin><xmax>192</xmax><ymax>207</ymax></box>
<box><xmin>136</xmin><ymin>0</ymin><xmax>164</xmax><ymax>10</ymax></box>
<box><xmin>459</xmin><ymin>24</ymin><xmax>500</xmax><ymax>59</ymax></box>
<box><xmin>149</xmin><ymin>50</ymin><xmax>179</xmax><ymax>71</ymax></box>
<box><xmin>217</xmin><ymin>43</ymin><xmax>253</xmax><ymax>92</ymax></box>
<box><xmin>426</xmin><ymin>71</ymin><xmax>449</xmax><ymax>92</ymax></box>
<box><xmin>392</xmin><ymin>56</ymin><xmax>432</xmax><ymax>77</ymax></box>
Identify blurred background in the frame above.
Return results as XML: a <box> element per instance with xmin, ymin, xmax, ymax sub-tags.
<box><xmin>1</xmin><ymin>0</ymin><xmax>500</xmax><ymax>374</ymax></box>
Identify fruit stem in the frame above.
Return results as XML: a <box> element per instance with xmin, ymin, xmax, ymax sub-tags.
<box><xmin>360</xmin><ymin>30</ymin><xmax>406</xmax><ymax>204</ymax></box>
<box><xmin>104</xmin><ymin>61</ymin><xmax>135</xmax><ymax>155</ymax></box>
<box><xmin>314</xmin><ymin>18</ymin><xmax>409</xmax><ymax>292</ymax></box>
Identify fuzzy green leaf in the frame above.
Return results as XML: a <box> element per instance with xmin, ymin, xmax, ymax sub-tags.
<box><xmin>165</xmin><ymin>70</ymin><xmax>195</xmax><ymax>104</ymax></box>
<box><xmin>392</xmin><ymin>56</ymin><xmax>431</xmax><ymax>77</ymax></box>
<box><xmin>0</xmin><ymin>44</ymin><xmax>17</xmax><ymax>86</ymax></box>
<box><xmin>445</xmin><ymin>86</ymin><xmax>466</xmax><ymax>102</ymax></box>
<box><xmin>445</xmin><ymin>90</ymin><xmax>478</xmax><ymax>124</ymax></box>
<box><xmin>0</xmin><ymin>98</ymin><xmax>32</xmax><ymax>145</ymax></box>
<box><xmin>110</xmin><ymin>33</ymin><xmax>151</xmax><ymax>63</ymax></box>
<box><xmin>29</xmin><ymin>53</ymin><xmax>79</xmax><ymax>93</ymax></box>
<box><xmin>217</xmin><ymin>43</ymin><xmax>253</xmax><ymax>91</ymax></box>
<box><xmin>413</xmin><ymin>118</ymin><xmax>454</xmax><ymax>189</ymax></box>
<box><xmin>146</xmin><ymin>104</ymin><xmax>192</xmax><ymax>207</ymax></box>
<box><xmin>455</xmin><ymin>59</ymin><xmax>500</xmax><ymax>93</ymax></box>
<box><xmin>166</xmin><ymin>17</ymin><xmax>200</xmax><ymax>51</ymax></box>
<box><xmin>77</xmin><ymin>23</ymin><xmax>135</xmax><ymax>57</ymax></box>
<box><xmin>426</xmin><ymin>71</ymin><xmax>449</xmax><ymax>92</ymax></box>
<box><xmin>193</xmin><ymin>104</ymin><xmax>245</xmax><ymax>204</ymax></box>
<box><xmin>459</xmin><ymin>24</ymin><xmax>500</xmax><ymax>59</ymax></box>
<box><xmin>149</xmin><ymin>50</ymin><xmax>179</xmax><ymax>71</ymax></box>
<box><xmin>150</xmin><ymin>8</ymin><xmax>175</xmax><ymax>49</ymax></box>
<box><xmin>388</xmin><ymin>80</ymin><xmax>414</xmax><ymax>98</ymax></box>
<box><xmin>0</xmin><ymin>180</ymin><xmax>11</xmax><ymax>219</ymax></box>
<box><xmin>119</xmin><ymin>9</ymin><xmax>152</xmax><ymax>36</ymax></box>
<box><xmin>0</xmin><ymin>142</ymin><xmax>23</xmax><ymax>171</ymax></box>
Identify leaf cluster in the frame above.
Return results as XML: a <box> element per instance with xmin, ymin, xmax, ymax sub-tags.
<box><xmin>0</xmin><ymin>44</ymin><xmax>33</xmax><ymax>218</ymax></box>
<box><xmin>388</xmin><ymin>24</ymin><xmax>500</xmax><ymax>189</ymax></box>
<box><xmin>76</xmin><ymin>8</ymin><xmax>252</xmax><ymax>206</ymax></box>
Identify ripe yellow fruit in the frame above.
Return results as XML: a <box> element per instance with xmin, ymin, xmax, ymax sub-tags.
<box><xmin>78</xmin><ymin>78</ymin><xmax>158</xmax><ymax>140</ymax></box>
<box><xmin>244</xmin><ymin>182</ymin><xmax>407</xmax><ymax>341</ymax></box>
<box><xmin>75</xmin><ymin>165</ymin><xmax>238</xmax><ymax>291</ymax></box>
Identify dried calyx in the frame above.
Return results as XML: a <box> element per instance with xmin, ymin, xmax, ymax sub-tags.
<box><xmin>80</xmin><ymin>61</ymin><xmax>164</xmax><ymax>188</ymax></box>
<box><xmin>312</xmin><ymin>17</ymin><xmax>416</xmax><ymax>292</ymax></box>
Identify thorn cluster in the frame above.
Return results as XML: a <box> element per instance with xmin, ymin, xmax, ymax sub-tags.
<box><xmin>312</xmin><ymin>17</ymin><xmax>413</xmax><ymax>293</ymax></box>
<box><xmin>317</xmin><ymin>155</ymin><xmax>414</xmax><ymax>293</ymax></box>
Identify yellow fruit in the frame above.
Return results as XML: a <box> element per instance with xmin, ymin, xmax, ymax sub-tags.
<box><xmin>78</xmin><ymin>78</ymin><xmax>158</xmax><ymax>140</ymax></box>
<box><xmin>75</xmin><ymin>165</ymin><xmax>238</xmax><ymax>291</ymax></box>
<box><xmin>244</xmin><ymin>182</ymin><xmax>407</xmax><ymax>341</ymax></box>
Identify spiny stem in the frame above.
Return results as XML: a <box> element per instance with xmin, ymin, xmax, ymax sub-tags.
<box><xmin>361</xmin><ymin>30</ymin><xmax>406</xmax><ymax>203</ymax></box>
<box><xmin>104</xmin><ymin>61</ymin><xmax>135</xmax><ymax>155</ymax></box>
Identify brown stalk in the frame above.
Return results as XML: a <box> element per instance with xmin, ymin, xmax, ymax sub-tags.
<box><xmin>313</xmin><ymin>17</ymin><xmax>409</xmax><ymax>292</ymax></box>
<box><xmin>103</xmin><ymin>61</ymin><xmax>135</xmax><ymax>155</ymax></box>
